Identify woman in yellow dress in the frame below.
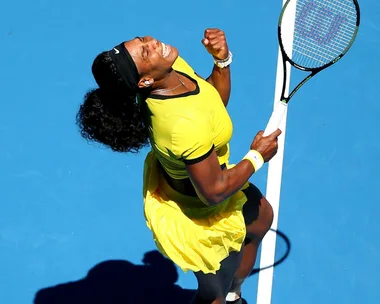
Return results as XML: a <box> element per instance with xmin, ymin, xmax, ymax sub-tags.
<box><xmin>76</xmin><ymin>28</ymin><xmax>281</xmax><ymax>304</ymax></box>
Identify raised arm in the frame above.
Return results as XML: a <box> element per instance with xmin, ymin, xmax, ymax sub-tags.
<box><xmin>202</xmin><ymin>28</ymin><xmax>232</xmax><ymax>107</ymax></box>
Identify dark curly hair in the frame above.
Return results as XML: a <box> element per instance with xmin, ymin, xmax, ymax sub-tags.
<box><xmin>76</xmin><ymin>52</ymin><xmax>150</xmax><ymax>153</ymax></box>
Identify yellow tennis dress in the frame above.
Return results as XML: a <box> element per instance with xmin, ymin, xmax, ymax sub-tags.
<box><xmin>142</xmin><ymin>56</ymin><xmax>249</xmax><ymax>274</ymax></box>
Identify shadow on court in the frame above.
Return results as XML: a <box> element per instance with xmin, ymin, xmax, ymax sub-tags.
<box><xmin>33</xmin><ymin>250</ymin><xmax>196</xmax><ymax>304</ymax></box>
<box><xmin>249</xmin><ymin>228</ymin><xmax>291</xmax><ymax>276</ymax></box>
<box><xmin>34</xmin><ymin>230</ymin><xmax>290</xmax><ymax>304</ymax></box>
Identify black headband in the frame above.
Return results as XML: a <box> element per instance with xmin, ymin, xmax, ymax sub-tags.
<box><xmin>108</xmin><ymin>42</ymin><xmax>140</xmax><ymax>91</ymax></box>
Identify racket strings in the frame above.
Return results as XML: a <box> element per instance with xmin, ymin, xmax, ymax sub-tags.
<box><xmin>293</xmin><ymin>0</ymin><xmax>357</xmax><ymax>67</ymax></box>
<box><xmin>295</xmin><ymin>2</ymin><xmax>356</xmax><ymax>47</ymax></box>
<box><xmin>296</xmin><ymin>20</ymin><xmax>354</xmax><ymax>63</ymax></box>
<box><xmin>295</xmin><ymin>5</ymin><xmax>356</xmax><ymax>44</ymax></box>
<box><xmin>284</xmin><ymin>0</ymin><xmax>358</xmax><ymax>69</ymax></box>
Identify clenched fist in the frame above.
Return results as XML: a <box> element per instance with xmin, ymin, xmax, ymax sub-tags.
<box><xmin>202</xmin><ymin>28</ymin><xmax>229</xmax><ymax>61</ymax></box>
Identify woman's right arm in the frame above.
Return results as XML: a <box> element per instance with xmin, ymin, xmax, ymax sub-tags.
<box><xmin>186</xmin><ymin>129</ymin><xmax>282</xmax><ymax>206</ymax></box>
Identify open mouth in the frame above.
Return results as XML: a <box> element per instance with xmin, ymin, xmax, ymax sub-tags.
<box><xmin>161</xmin><ymin>42</ymin><xmax>171</xmax><ymax>58</ymax></box>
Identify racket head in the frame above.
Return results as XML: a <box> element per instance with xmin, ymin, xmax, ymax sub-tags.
<box><xmin>278</xmin><ymin>0</ymin><xmax>361</xmax><ymax>72</ymax></box>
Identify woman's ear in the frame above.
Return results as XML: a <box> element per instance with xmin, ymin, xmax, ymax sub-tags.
<box><xmin>138</xmin><ymin>78</ymin><xmax>154</xmax><ymax>89</ymax></box>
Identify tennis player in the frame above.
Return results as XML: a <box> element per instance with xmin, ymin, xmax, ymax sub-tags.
<box><xmin>76</xmin><ymin>28</ymin><xmax>281</xmax><ymax>304</ymax></box>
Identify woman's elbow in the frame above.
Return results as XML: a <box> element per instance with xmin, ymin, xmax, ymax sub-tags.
<box><xmin>198</xmin><ymin>184</ymin><xmax>227</xmax><ymax>206</ymax></box>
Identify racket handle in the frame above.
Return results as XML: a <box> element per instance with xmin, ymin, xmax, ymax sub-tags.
<box><xmin>263</xmin><ymin>102</ymin><xmax>288</xmax><ymax>136</ymax></box>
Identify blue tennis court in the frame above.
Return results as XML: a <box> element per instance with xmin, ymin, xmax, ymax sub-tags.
<box><xmin>1</xmin><ymin>0</ymin><xmax>379</xmax><ymax>303</ymax></box>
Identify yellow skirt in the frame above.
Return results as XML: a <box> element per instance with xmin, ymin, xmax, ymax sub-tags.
<box><xmin>143</xmin><ymin>150</ymin><xmax>249</xmax><ymax>274</ymax></box>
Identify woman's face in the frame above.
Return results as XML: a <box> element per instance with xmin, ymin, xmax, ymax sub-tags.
<box><xmin>124</xmin><ymin>36</ymin><xmax>178</xmax><ymax>86</ymax></box>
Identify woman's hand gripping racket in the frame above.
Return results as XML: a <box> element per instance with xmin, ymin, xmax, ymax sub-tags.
<box><xmin>263</xmin><ymin>0</ymin><xmax>361</xmax><ymax>136</ymax></box>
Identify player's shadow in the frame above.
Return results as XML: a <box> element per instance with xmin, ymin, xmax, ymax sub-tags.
<box><xmin>34</xmin><ymin>230</ymin><xmax>291</xmax><ymax>304</ymax></box>
<box><xmin>33</xmin><ymin>250</ymin><xmax>196</xmax><ymax>304</ymax></box>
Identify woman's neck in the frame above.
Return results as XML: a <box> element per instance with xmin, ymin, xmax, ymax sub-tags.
<box><xmin>152</xmin><ymin>70</ymin><xmax>195</xmax><ymax>96</ymax></box>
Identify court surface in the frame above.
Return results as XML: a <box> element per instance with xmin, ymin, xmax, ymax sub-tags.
<box><xmin>1</xmin><ymin>0</ymin><xmax>379</xmax><ymax>303</ymax></box>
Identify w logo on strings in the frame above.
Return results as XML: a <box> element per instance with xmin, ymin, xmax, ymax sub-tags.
<box><xmin>296</xmin><ymin>0</ymin><xmax>348</xmax><ymax>45</ymax></box>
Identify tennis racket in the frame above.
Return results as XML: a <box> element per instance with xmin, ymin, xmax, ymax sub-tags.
<box><xmin>263</xmin><ymin>0</ymin><xmax>361</xmax><ymax>136</ymax></box>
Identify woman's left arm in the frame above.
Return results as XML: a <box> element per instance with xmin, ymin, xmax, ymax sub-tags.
<box><xmin>202</xmin><ymin>28</ymin><xmax>232</xmax><ymax>107</ymax></box>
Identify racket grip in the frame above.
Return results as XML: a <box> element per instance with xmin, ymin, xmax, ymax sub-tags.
<box><xmin>263</xmin><ymin>102</ymin><xmax>288</xmax><ymax>136</ymax></box>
